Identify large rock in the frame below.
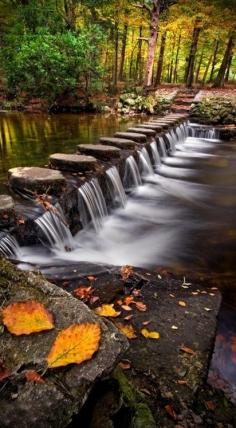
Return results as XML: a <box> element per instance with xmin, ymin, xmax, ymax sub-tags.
<box><xmin>99</xmin><ymin>137</ymin><xmax>136</xmax><ymax>150</ymax></box>
<box><xmin>115</xmin><ymin>132</ymin><xmax>147</xmax><ymax>143</ymax></box>
<box><xmin>136</xmin><ymin>123</ymin><xmax>163</xmax><ymax>132</ymax></box>
<box><xmin>8</xmin><ymin>167</ymin><xmax>66</xmax><ymax>196</ymax></box>
<box><xmin>78</xmin><ymin>144</ymin><xmax>121</xmax><ymax>161</ymax></box>
<box><xmin>127</xmin><ymin>127</ymin><xmax>156</xmax><ymax>137</ymax></box>
<box><xmin>0</xmin><ymin>258</ymin><xmax>128</xmax><ymax>428</ymax></box>
<box><xmin>0</xmin><ymin>195</ymin><xmax>16</xmax><ymax>228</ymax></box>
<box><xmin>49</xmin><ymin>153</ymin><xmax>98</xmax><ymax>172</ymax></box>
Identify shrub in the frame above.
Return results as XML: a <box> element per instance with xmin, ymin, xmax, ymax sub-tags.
<box><xmin>191</xmin><ymin>97</ymin><xmax>236</xmax><ymax>125</ymax></box>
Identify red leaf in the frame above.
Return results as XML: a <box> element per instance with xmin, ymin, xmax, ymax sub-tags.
<box><xmin>165</xmin><ymin>404</ymin><xmax>177</xmax><ymax>420</ymax></box>
<box><xmin>0</xmin><ymin>360</ymin><xmax>11</xmax><ymax>381</ymax></box>
<box><xmin>25</xmin><ymin>370</ymin><xmax>45</xmax><ymax>384</ymax></box>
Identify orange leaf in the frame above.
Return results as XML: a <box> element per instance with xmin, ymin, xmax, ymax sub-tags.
<box><xmin>0</xmin><ymin>360</ymin><xmax>11</xmax><ymax>381</ymax></box>
<box><xmin>180</xmin><ymin>346</ymin><xmax>195</xmax><ymax>355</ymax></box>
<box><xmin>74</xmin><ymin>286</ymin><xmax>94</xmax><ymax>301</ymax></box>
<box><xmin>134</xmin><ymin>302</ymin><xmax>147</xmax><ymax>312</ymax></box>
<box><xmin>165</xmin><ymin>404</ymin><xmax>177</xmax><ymax>420</ymax></box>
<box><xmin>205</xmin><ymin>400</ymin><xmax>215</xmax><ymax>411</ymax></box>
<box><xmin>2</xmin><ymin>301</ymin><xmax>54</xmax><ymax>336</ymax></box>
<box><xmin>25</xmin><ymin>370</ymin><xmax>45</xmax><ymax>384</ymax></box>
<box><xmin>95</xmin><ymin>304</ymin><xmax>121</xmax><ymax>318</ymax></box>
<box><xmin>141</xmin><ymin>328</ymin><xmax>160</xmax><ymax>339</ymax></box>
<box><xmin>120</xmin><ymin>265</ymin><xmax>133</xmax><ymax>281</ymax></box>
<box><xmin>115</xmin><ymin>323</ymin><xmax>137</xmax><ymax>339</ymax></box>
<box><xmin>47</xmin><ymin>323</ymin><xmax>101</xmax><ymax>368</ymax></box>
<box><xmin>87</xmin><ymin>276</ymin><xmax>96</xmax><ymax>282</ymax></box>
<box><xmin>178</xmin><ymin>301</ymin><xmax>187</xmax><ymax>307</ymax></box>
<box><xmin>177</xmin><ymin>380</ymin><xmax>188</xmax><ymax>385</ymax></box>
<box><xmin>123</xmin><ymin>296</ymin><xmax>134</xmax><ymax>306</ymax></box>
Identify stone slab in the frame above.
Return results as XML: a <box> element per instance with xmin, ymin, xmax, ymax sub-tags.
<box><xmin>148</xmin><ymin>121</ymin><xmax>170</xmax><ymax>129</ymax></box>
<box><xmin>115</xmin><ymin>132</ymin><xmax>147</xmax><ymax>143</ymax></box>
<box><xmin>8</xmin><ymin>167</ymin><xmax>66</xmax><ymax>196</ymax></box>
<box><xmin>127</xmin><ymin>127</ymin><xmax>156</xmax><ymax>136</ymax></box>
<box><xmin>135</xmin><ymin>124</ymin><xmax>163</xmax><ymax>132</ymax></box>
<box><xmin>49</xmin><ymin>153</ymin><xmax>98</xmax><ymax>172</ymax></box>
<box><xmin>78</xmin><ymin>144</ymin><xmax>121</xmax><ymax>161</ymax></box>
<box><xmin>0</xmin><ymin>259</ymin><xmax>128</xmax><ymax>428</ymax></box>
<box><xmin>99</xmin><ymin>137</ymin><xmax>136</xmax><ymax>150</ymax></box>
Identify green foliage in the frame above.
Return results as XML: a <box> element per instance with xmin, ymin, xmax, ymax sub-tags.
<box><xmin>2</xmin><ymin>27</ymin><xmax>104</xmax><ymax>101</ymax></box>
<box><xmin>118</xmin><ymin>91</ymin><xmax>171</xmax><ymax>115</ymax></box>
<box><xmin>191</xmin><ymin>97</ymin><xmax>236</xmax><ymax>124</ymax></box>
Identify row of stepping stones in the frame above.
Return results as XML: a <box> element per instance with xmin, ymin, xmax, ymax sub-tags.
<box><xmin>1</xmin><ymin>113</ymin><xmax>188</xmax><ymax>228</ymax></box>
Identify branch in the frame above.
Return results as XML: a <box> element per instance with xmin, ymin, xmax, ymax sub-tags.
<box><xmin>132</xmin><ymin>2</ymin><xmax>152</xmax><ymax>16</ymax></box>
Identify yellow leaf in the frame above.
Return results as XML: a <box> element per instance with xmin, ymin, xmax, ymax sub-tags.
<box><xmin>178</xmin><ymin>301</ymin><xmax>187</xmax><ymax>307</ymax></box>
<box><xmin>141</xmin><ymin>328</ymin><xmax>160</xmax><ymax>340</ymax></box>
<box><xmin>115</xmin><ymin>323</ymin><xmax>137</xmax><ymax>339</ymax></box>
<box><xmin>47</xmin><ymin>323</ymin><xmax>101</xmax><ymax>368</ymax></box>
<box><xmin>94</xmin><ymin>304</ymin><xmax>121</xmax><ymax>318</ymax></box>
<box><xmin>2</xmin><ymin>301</ymin><xmax>54</xmax><ymax>336</ymax></box>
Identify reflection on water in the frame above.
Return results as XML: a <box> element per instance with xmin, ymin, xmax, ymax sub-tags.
<box><xmin>0</xmin><ymin>112</ymin><xmax>141</xmax><ymax>190</ymax></box>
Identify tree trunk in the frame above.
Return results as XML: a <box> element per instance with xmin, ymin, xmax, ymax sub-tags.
<box><xmin>169</xmin><ymin>35</ymin><xmax>176</xmax><ymax>83</ymax></box>
<box><xmin>185</xmin><ymin>18</ymin><xmax>202</xmax><ymax>88</ymax></box>
<box><xmin>155</xmin><ymin>31</ymin><xmax>167</xmax><ymax>86</ymax></box>
<box><xmin>144</xmin><ymin>0</ymin><xmax>160</xmax><ymax>87</ymax></box>
<box><xmin>225</xmin><ymin>53</ymin><xmax>233</xmax><ymax>82</ymax></box>
<box><xmin>173</xmin><ymin>33</ymin><xmax>181</xmax><ymax>83</ymax></box>
<box><xmin>119</xmin><ymin>23</ymin><xmax>128</xmax><ymax>81</ymax></box>
<box><xmin>214</xmin><ymin>34</ymin><xmax>234</xmax><ymax>87</ymax></box>
<box><xmin>135</xmin><ymin>26</ymin><xmax>143</xmax><ymax>82</ymax></box>
<box><xmin>195</xmin><ymin>45</ymin><xmax>205</xmax><ymax>83</ymax></box>
<box><xmin>202</xmin><ymin>53</ymin><xmax>213</xmax><ymax>84</ymax></box>
<box><xmin>129</xmin><ymin>28</ymin><xmax>135</xmax><ymax>79</ymax></box>
<box><xmin>209</xmin><ymin>39</ymin><xmax>219</xmax><ymax>82</ymax></box>
<box><xmin>112</xmin><ymin>21</ymin><xmax>119</xmax><ymax>93</ymax></box>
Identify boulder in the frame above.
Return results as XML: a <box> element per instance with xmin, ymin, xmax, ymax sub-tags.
<box><xmin>49</xmin><ymin>153</ymin><xmax>98</xmax><ymax>172</ymax></box>
<box><xmin>78</xmin><ymin>144</ymin><xmax>121</xmax><ymax>161</ymax></box>
<box><xmin>0</xmin><ymin>258</ymin><xmax>128</xmax><ymax>428</ymax></box>
<box><xmin>8</xmin><ymin>167</ymin><xmax>66</xmax><ymax>196</ymax></box>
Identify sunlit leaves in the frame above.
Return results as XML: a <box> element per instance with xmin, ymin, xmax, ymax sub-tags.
<box><xmin>115</xmin><ymin>322</ymin><xmax>137</xmax><ymax>339</ymax></box>
<box><xmin>95</xmin><ymin>304</ymin><xmax>121</xmax><ymax>317</ymax></box>
<box><xmin>141</xmin><ymin>328</ymin><xmax>160</xmax><ymax>339</ymax></box>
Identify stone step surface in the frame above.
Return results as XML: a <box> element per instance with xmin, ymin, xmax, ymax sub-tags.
<box><xmin>78</xmin><ymin>144</ymin><xmax>121</xmax><ymax>161</ymax></box>
<box><xmin>49</xmin><ymin>153</ymin><xmax>98</xmax><ymax>172</ymax></box>
<box><xmin>8</xmin><ymin>167</ymin><xmax>66</xmax><ymax>196</ymax></box>
<box><xmin>127</xmin><ymin>127</ymin><xmax>156</xmax><ymax>136</ymax></box>
<box><xmin>115</xmin><ymin>132</ymin><xmax>147</xmax><ymax>143</ymax></box>
<box><xmin>99</xmin><ymin>137</ymin><xmax>136</xmax><ymax>150</ymax></box>
<box><xmin>135</xmin><ymin>124</ymin><xmax>163</xmax><ymax>132</ymax></box>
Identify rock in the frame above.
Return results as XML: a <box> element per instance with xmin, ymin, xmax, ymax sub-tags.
<box><xmin>115</xmin><ymin>132</ymin><xmax>147</xmax><ymax>143</ymax></box>
<box><xmin>99</xmin><ymin>137</ymin><xmax>136</xmax><ymax>150</ymax></box>
<box><xmin>49</xmin><ymin>153</ymin><xmax>98</xmax><ymax>172</ymax></box>
<box><xmin>136</xmin><ymin>124</ymin><xmax>163</xmax><ymax>132</ymax></box>
<box><xmin>8</xmin><ymin>167</ymin><xmax>66</xmax><ymax>196</ymax></box>
<box><xmin>127</xmin><ymin>127</ymin><xmax>157</xmax><ymax>137</ymax></box>
<box><xmin>0</xmin><ymin>195</ymin><xmax>16</xmax><ymax>228</ymax></box>
<box><xmin>0</xmin><ymin>258</ymin><xmax>128</xmax><ymax>428</ymax></box>
<box><xmin>78</xmin><ymin>144</ymin><xmax>121</xmax><ymax>161</ymax></box>
<box><xmin>148</xmin><ymin>121</ymin><xmax>170</xmax><ymax>129</ymax></box>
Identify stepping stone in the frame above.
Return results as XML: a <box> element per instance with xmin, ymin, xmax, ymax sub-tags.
<box><xmin>0</xmin><ymin>195</ymin><xmax>16</xmax><ymax>228</ymax></box>
<box><xmin>135</xmin><ymin>124</ymin><xmax>163</xmax><ymax>132</ymax></box>
<box><xmin>99</xmin><ymin>137</ymin><xmax>136</xmax><ymax>150</ymax></box>
<box><xmin>0</xmin><ymin>258</ymin><xmax>128</xmax><ymax>428</ymax></box>
<box><xmin>115</xmin><ymin>132</ymin><xmax>147</xmax><ymax>143</ymax></box>
<box><xmin>127</xmin><ymin>127</ymin><xmax>156</xmax><ymax>137</ymax></box>
<box><xmin>8</xmin><ymin>167</ymin><xmax>66</xmax><ymax>196</ymax></box>
<box><xmin>78</xmin><ymin>144</ymin><xmax>121</xmax><ymax>161</ymax></box>
<box><xmin>148</xmin><ymin>121</ymin><xmax>170</xmax><ymax>129</ymax></box>
<box><xmin>49</xmin><ymin>153</ymin><xmax>98</xmax><ymax>172</ymax></box>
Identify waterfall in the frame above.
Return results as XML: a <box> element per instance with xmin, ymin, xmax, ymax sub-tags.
<box><xmin>35</xmin><ymin>204</ymin><xmax>74</xmax><ymax>251</ymax></box>
<box><xmin>187</xmin><ymin>124</ymin><xmax>219</xmax><ymax>140</ymax></box>
<box><xmin>158</xmin><ymin>136</ymin><xmax>168</xmax><ymax>157</ymax></box>
<box><xmin>124</xmin><ymin>156</ymin><xmax>142</xmax><ymax>190</ymax></box>
<box><xmin>0</xmin><ymin>233</ymin><xmax>19</xmax><ymax>257</ymax></box>
<box><xmin>138</xmin><ymin>147</ymin><xmax>154</xmax><ymax>176</ymax></box>
<box><xmin>150</xmin><ymin>141</ymin><xmax>161</xmax><ymax>168</ymax></box>
<box><xmin>78</xmin><ymin>178</ymin><xmax>108</xmax><ymax>231</ymax></box>
<box><xmin>106</xmin><ymin>166</ymin><xmax>127</xmax><ymax>208</ymax></box>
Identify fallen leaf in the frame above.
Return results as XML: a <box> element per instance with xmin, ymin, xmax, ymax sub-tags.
<box><xmin>132</xmin><ymin>289</ymin><xmax>142</xmax><ymax>297</ymax></box>
<box><xmin>47</xmin><ymin>323</ymin><xmax>101</xmax><ymax>368</ymax></box>
<box><xmin>165</xmin><ymin>404</ymin><xmax>177</xmax><ymax>420</ymax></box>
<box><xmin>205</xmin><ymin>400</ymin><xmax>215</xmax><ymax>411</ymax></box>
<box><xmin>74</xmin><ymin>286</ymin><xmax>94</xmax><ymax>302</ymax></box>
<box><xmin>177</xmin><ymin>380</ymin><xmax>188</xmax><ymax>385</ymax></box>
<box><xmin>134</xmin><ymin>302</ymin><xmax>147</xmax><ymax>312</ymax></box>
<box><xmin>204</xmin><ymin>307</ymin><xmax>212</xmax><ymax>312</ymax></box>
<box><xmin>171</xmin><ymin>325</ymin><xmax>178</xmax><ymax>330</ymax></box>
<box><xmin>2</xmin><ymin>301</ymin><xmax>54</xmax><ymax>336</ymax></box>
<box><xmin>124</xmin><ymin>314</ymin><xmax>133</xmax><ymax>321</ymax></box>
<box><xmin>121</xmin><ymin>305</ymin><xmax>133</xmax><ymax>311</ymax></box>
<box><xmin>0</xmin><ymin>360</ymin><xmax>11</xmax><ymax>381</ymax></box>
<box><xmin>118</xmin><ymin>359</ymin><xmax>131</xmax><ymax>370</ymax></box>
<box><xmin>169</xmin><ymin>294</ymin><xmax>175</xmax><ymax>298</ymax></box>
<box><xmin>25</xmin><ymin>370</ymin><xmax>45</xmax><ymax>384</ymax></box>
<box><xmin>192</xmin><ymin>292</ymin><xmax>199</xmax><ymax>296</ymax></box>
<box><xmin>180</xmin><ymin>346</ymin><xmax>195</xmax><ymax>355</ymax></box>
<box><xmin>123</xmin><ymin>296</ymin><xmax>134</xmax><ymax>306</ymax></box>
<box><xmin>116</xmin><ymin>323</ymin><xmax>137</xmax><ymax>339</ymax></box>
<box><xmin>18</xmin><ymin>218</ymin><xmax>25</xmax><ymax>225</ymax></box>
<box><xmin>178</xmin><ymin>301</ymin><xmax>187</xmax><ymax>307</ymax></box>
<box><xmin>90</xmin><ymin>296</ymin><xmax>100</xmax><ymax>305</ymax></box>
<box><xmin>209</xmin><ymin>293</ymin><xmax>215</xmax><ymax>297</ymax></box>
<box><xmin>120</xmin><ymin>265</ymin><xmax>133</xmax><ymax>281</ymax></box>
<box><xmin>142</xmin><ymin>320</ymin><xmax>151</xmax><ymax>326</ymax></box>
<box><xmin>95</xmin><ymin>304</ymin><xmax>121</xmax><ymax>318</ymax></box>
<box><xmin>141</xmin><ymin>328</ymin><xmax>160</xmax><ymax>339</ymax></box>
<box><xmin>87</xmin><ymin>276</ymin><xmax>96</xmax><ymax>282</ymax></box>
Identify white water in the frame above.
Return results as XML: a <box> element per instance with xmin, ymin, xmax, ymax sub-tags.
<box><xmin>78</xmin><ymin>178</ymin><xmax>108</xmax><ymax>231</ymax></box>
<box><xmin>123</xmin><ymin>155</ymin><xmax>142</xmax><ymax>189</ymax></box>
<box><xmin>0</xmin><ymin>233</ymin><xmax>20</xmax><ymax>257</ymax></box>
<box><xmin>138</xmin><ymin>147</ymin><xmax>154</xmax><ymax>176</ymax></box>
<box><xmin>106</xmin><ymin>166</ymin><xmax>127</xmax><ymax>208</ymax></box>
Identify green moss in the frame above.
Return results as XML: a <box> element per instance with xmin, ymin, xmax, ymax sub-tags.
<box><xmin>191</xmin><ymin>97</ymin><xmax>236</xmax><ymax>125</ymax></box>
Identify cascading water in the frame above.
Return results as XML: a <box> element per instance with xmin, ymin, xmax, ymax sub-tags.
<box><xmin>106</xmin><ymin>166</ymin><xmax>127</xmax><ymax>208</ymax></box>
<box><xmin>0</xmin><ymin>232</ymin><xmax>20</xmax><ymax>257</ymax></box>
<box><xmin>150</xmin><ymin>141</ymin><xmax>161</xmax><ymax>168</ymax></box>
<box><xmin>35</xmin><ymin>205</ymin><xmax>74</xmax><ymax>251</ymax></box>
<box><xmin>138</xmin><ymin>147</ymin><xmax>154</xmax><ymax>176</ymax></box>
<box><xmin>78</xmin><ymin>178</ymin><xmax>108</xmax><ymax>231</ymax></box>
<box><xmin>158</xmin><ymin>136</ymin><xmax>168</xmax><ymax>157</ymax></box>
<box><xmin>123</xmin><ymin>155</ymin><xmax>142</xmax><ymax>190</ymax></box>
<box><xmin>188</xmin><ymin>123</ymin><xmax>219</xmax><ymax>140</ymax></box>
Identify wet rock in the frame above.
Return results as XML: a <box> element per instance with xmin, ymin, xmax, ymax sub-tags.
<box><xmin>0</xmin><ymin>258</ymin><xmax>128</xmax><ymax>428</ymax></box>
<box><xmin>136</xmin><ymin>123</ymin><xmax>163</xmax><ymax>132</ymax></box>
<box><xmin>49</xmin><ymin>153</ymin><xmax>98</xmax><ymax>172</ymax></box>
<box><xmin>127</xmin><ymin>127</ymin><xmax>157</xmax><ymax>137</ymax></box>
<box><xmin>0</xmin><ymin>195</ymin><xmax>16</xmax><ymax>228</ymax></box>
<box><xmin>8</xmin><ymin>167</ymin><xmax>66</xmax><ymax>196</ymax></box>
<box><xmin>115</xmin><ymin>132</ymin><xmax>147</xmax><ymax>143</ymax></box>
<box><xmin>78</xmin><ymin>144</ymin><xmax>121</xmax><ymax>161</ymax></box>
<box><xmin>99</xmin><ymin>137</ymin><xmax>137</xmax><ymax>150</ymax></box>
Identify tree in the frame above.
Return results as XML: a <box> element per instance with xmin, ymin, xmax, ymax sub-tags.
<box><xmin>213</xmin><ymin>32</ymin><xmax>235</xmax><ymax>87</ymax></box>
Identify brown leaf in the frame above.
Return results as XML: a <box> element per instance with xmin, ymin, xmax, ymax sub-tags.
<box><xmin>120</xmin><ymin>265</ymin><xmax>133</xmax><ymax>281</ymax></box>
<box><xmin>205</xmin><ymin>400</ymin><xmax>215</xmax><ymax>411</ymax></box>
<box><xmin>87</xmin><ymin>276</ymin><xmax>96</xmax><ymax>282</ymax></box>
<box><xmin>25</xmin><ymin>370</ymin><xmax>45</xmax><ymax>384</ymax></box>
<box><xmin>165</xmin><ymin>404</ymin><xmax>177</xmax><ymax>420</ymax></box>
<box><xmin>73</xmin><ymin>286</ymin><xmax>94</xmax><ymax>302</ymax></box>
<box><xmin>180</xmin><ymin>346</ymin><xmax>195</xmax><ymax>355</ymax></box>
<box><xmin>118</xmin><ymin>359</ymin><xmax>131</xmax><ymax>370</ymax></box>
<box><xmin>18</xmin><ymin>218</ymin><xmax>25</xmax><ymax>225</ymax></box>
<box><xmin>177</xmin><ymin>380</ymin><xmax>188</xmax><ymax>385</ymax></box>
<box><xmin>123</xmin><ymin>296</ymin><xmax>134</xmax><ymax>306</ymax></box>
<box><xmin>134</xmin><ymin>301</ymin><xmax>147</xmax><ymax>312</ymax></box>
<box><xmin>124</xmin><ymin>314</ymin><xmax>133</xmax><ymax>321</ymax></box>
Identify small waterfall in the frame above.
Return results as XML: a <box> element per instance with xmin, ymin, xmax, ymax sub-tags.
<box><xmin>124</xmin><ymin>156</ymin><xmax>142</xmax><ymax>190</ymax></box>
<box><xmin>138</xmin><ymin>147</ymin><xmax>154</xmax><ymax>176</ymax></box>
<box><xmin>150</xmin><ymin>141</ymin><xmax>161</xmax><ymax>168</ymax></box>
<box><xmin>158</xmin><ymin>136</ymin><xmax>168</xmax><ymax>157</ymax></box>
<box><xmin>187</xmin><ymin>124</ymin><xmax>219</xmax><ymax>140</ymax></box>
<box><xmin>106</xmin><ymin>166</ymin><xmax>127</xmax><ymax>208</ymax></box>
<box><xmin>0</xmin><ymin>233</ymin><xmax>19</xmax><ymax>257</ymax></box>
<box><xmin>35</xmin><ymin>205</ymin><xmax>74</xmax><ymax>251</ymax></box>
<box><xmin>78</xmin><ymin>178</ymin><xmax>108</xmax><ymax>231</ymax></box>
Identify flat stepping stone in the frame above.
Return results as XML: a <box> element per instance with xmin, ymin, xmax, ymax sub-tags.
<box><xmin>148</xmin><ymin>121</ymin><xmax>170</xmax><ymax>128</ymax></box>
<box><xmin>8</xmin><ymin>167</ymin><xmax>65</xmax><ymax>196</ymax></box>
<box><xmin>127</xmin><ymin>127</ymin><xmax>156</xmax><ymax>137</ymax></box>
<box><xmin>115</xmin><ymin>132</ymin><xmax>147</xmax><ymax>143</ymax></box>
<box><xmin>49</xmin><ymin>153</ymin><xmax>98</xmax><ymax>172</ymax></box>
<box><xmin>78</xmin><ymin>144</ymin><xmax>121</xmax><ymax>160</ymax></box>
<box><xmin>0</xmin><ymin>195</ymin><xmax>16</xmax><ymax>227</ymax></box>
<box><xmin>100</xmin><ymin>137</ymin><xmax>136</xmax><ymax>150</ymax></box>
<box><xmin>135</xmin><ymin>124</ymin><xmax>163</xmax><ymax>132</ymax></box>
